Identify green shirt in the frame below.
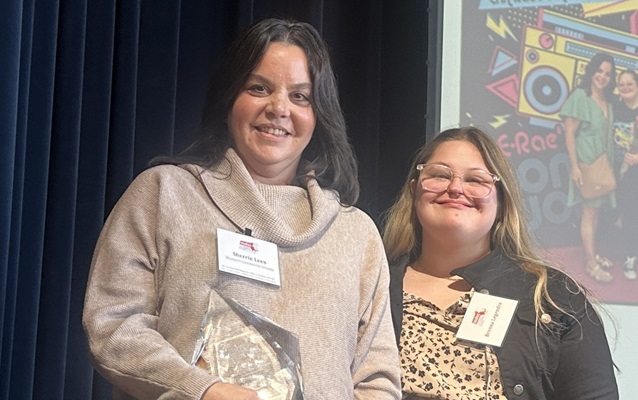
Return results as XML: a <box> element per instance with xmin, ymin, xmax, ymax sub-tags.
<box><xmin>560</xmin><ymin>88</ymin><xmax>614</xmax><ymax>163</ymax></box>
<box><xmin>560</xmin><ymin>88</ymin><xmax>615</xmax><ymax>206</ymax></box>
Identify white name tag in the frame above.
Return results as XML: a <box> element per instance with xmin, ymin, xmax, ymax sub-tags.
<box><xmin>216</xmin><ymin>228</ymin><xmax>281</xmax><ymax>286</ymax></box>
<box><xmin>456</xmin><ymin>292</ymin><xmax>518</xmax><ymax>347</ymax></box>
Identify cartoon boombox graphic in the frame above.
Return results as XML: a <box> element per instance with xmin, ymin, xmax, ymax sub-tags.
<box><xmin>518</xmin><ymin>10</ymin><xmax>638</xmax><ymax>122</ymax></box>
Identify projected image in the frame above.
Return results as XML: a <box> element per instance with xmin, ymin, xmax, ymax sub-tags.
<box><xmin>458</xmin><ymin>1</ymin><xmax>638</xmax><ymax>304</ymax></box>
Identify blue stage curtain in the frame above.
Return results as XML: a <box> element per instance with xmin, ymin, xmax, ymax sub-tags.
<box><xmin>0</xmin><ymin>1</ymin><xmax>235</xmax><ymax>398</ymax></box>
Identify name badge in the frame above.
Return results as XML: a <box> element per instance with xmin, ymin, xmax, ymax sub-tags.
<box><xmin>216</xmin><ymin>228</ymin><xmax>281</xmax><ymax>286</ymax></box>
<box><xmin>456</xmin><ymin>292</ymin><xmax>518</xmax><ymax>347</ymax></box>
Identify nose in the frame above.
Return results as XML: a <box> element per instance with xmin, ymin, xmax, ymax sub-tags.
<box><xmin>266</xmin><ymin>93</ymin><xmax>290</xmax><ymax>118</ymax></box>
<box><xmin>446</xmin><ymin>175</ymin><xmax>464</xmax><ymax>194</ymax></box>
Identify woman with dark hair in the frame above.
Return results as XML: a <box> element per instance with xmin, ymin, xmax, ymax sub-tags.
<box><xmin>83</xmin><ymin>18</ymin><xmax>400</xmax><ymax>400</ymax></box>
<box><xmin>560</xmin><ymin>52</ymin><xmax>617</xmax><ymax>283</ymax></box>
<box><xmin>613</xmin><ymin>69</ymin><xmax>638</xmax><ymax>279</ymax></box>
<box><xmin>169</xmin><ymin>18</ymin><xmax>359</xmax><ymax>201</ymax></box>
<box><xmin>383</xmin><ymin>126</ymin><xmax>618</xmax><ymax>399</ymax></box>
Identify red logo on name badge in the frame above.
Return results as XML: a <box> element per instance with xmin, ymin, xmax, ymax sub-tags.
<box><xmin>472</xmin><ymin>308</ymin><xmax>487</xmax><ymax>326</ymax></box>
<box><xmin>239</xmin><ymin>240</ymin><xmax>257</xmax><ymax>252</ymax></box>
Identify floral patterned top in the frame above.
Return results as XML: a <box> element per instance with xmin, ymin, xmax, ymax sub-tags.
<box><xmin>400</xmin><ymin>291</ymin><xmax>508</xmax><ymax>400</ymax></box>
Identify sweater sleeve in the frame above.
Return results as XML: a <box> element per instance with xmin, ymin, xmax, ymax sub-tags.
<box><xmin>82</xmin><ymin>168</ymin><xmax>219</xmax><ymax>400</ymax></box>
<box><xmin>551</xmin><ymin>284</ymin><xmax>618</xmax><ymax>400</ymax></box>
<box><xmin>351</xmin><ymin>220</ymin><xmax>402</xmax><ymax>399</ymax></box>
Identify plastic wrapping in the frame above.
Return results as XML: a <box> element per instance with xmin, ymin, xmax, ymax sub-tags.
<box><xmin>192</xmin><ymin>292</ymin><xmax>304</xmax><ymax>400</ymax></box>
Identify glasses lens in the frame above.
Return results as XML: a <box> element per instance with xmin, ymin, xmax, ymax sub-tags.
<box><xmin>419</xmin><ymin>164</ymin><xmax>495</xmax><ymax>198</ymax></box>
<box><xmin>462</xmin><ymin>170</ymin><xmax>495</xmax><ymax>198</ymax></box>
<box><xmin>419</xmin><ymin>164</ymin><xmax>452</xmax><ymax>193</ymax></box>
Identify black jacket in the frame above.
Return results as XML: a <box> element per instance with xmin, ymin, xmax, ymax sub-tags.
<box><xmin>389</xmin><ymin>247</ymin><xmax>618</xmax><ymax>400</ymax></box>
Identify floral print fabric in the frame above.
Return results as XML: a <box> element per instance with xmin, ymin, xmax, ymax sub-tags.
<box><xmin>400</xmin><ymin>291</ymin><xmax>507</xmax><ymax>400</ymax></box>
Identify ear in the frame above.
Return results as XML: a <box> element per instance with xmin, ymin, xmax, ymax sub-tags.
<box><xmin>409</xmin><ymin>178</ymin><xmax>416</xmax><ymax>195</ymax></box>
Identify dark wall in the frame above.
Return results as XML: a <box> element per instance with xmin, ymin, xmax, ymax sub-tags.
<box><xmin>376</xmin><ymin>1</ymin><xmax>438</xmax><ymax>220</ymax></box>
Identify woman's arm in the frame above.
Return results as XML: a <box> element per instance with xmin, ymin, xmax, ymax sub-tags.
<box><xmin>551</xmin><ymin>298</ymin><xmax>618</xmax><ymax>399</ymax></box>
<box><xmin>351</xmin><ymin>222</ymin><xmax>402</xmax><ymax>399</ymax></box>
<box><xmin>564</xmin><ymin>116</ymin><xmax>583</xmax><ymax>185</ymax></box>
<box><xmin>83</xmin><ymin>168</ymin><xmax>220</xmax><ymax>399</ymax></box>
<box><xmin>624</xmin><ymin>151</ymin><xmax>638</xmax><ymax>166</ymax></box>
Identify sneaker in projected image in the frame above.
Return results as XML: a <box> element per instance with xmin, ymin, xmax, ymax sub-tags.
<box><xmin>624</xmin><ymin>257</ymin><xmax>637</xmax><ymax>280</ymax></box>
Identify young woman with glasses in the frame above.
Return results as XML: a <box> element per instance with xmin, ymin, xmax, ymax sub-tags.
<box><xmin>382</xmin><ymin>126</ymin><xmax>618</xmax><ymax>399</ymax></box>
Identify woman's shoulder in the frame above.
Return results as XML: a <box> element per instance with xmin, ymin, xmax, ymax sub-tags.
<box><xmin>337</xmin><ymin>203</ymin><xmax>378</xmax><ymax>226</ymax></box>
<box><xmin>566</xmin><ymin>87</ymin><xmax>589</xmax><ymax>100</ymax></box>
<box><xmin>571</xmin><ymin>87</ymin><xmax>587</xmax><ymax>96</ymax></box>
<box><xmin>336</xmin><ymin>207</ymin><xmax>387</xmax><ymax>247</ymax></box>
<box><xmin>567</xmin><ymin>87</ymin><xmax>589</xmax><ymax>103</ymax></box>
<box><xmin>544</xmin><ymin>268</ymin><xmax>591</xmax><ymax>313</ymax></box>
<box><xmin>121</xmin><ymin>164</ymin><xmax>203</xmax><ymax>198</ymax></box>
<box><xmin>135</xmin><ymin>163</ymin><xmax>201</xmax><ymax>182</ymax></box>
<box><xmin>506</xmin><ymin>263</ymin><xmax>593</xmax><ymax>323</ymax></box>
<box><xmin>562</xmin><ymin>87</ymin><xmax>588</xmax><ymax>107</ymax></box>
<box><xmin>560</xmin><ymin>88</ymin><xmax>592</xmax><ymax>119</ymax></box>
<box><xmin>497</xmin><ymin>258</ymin><xmax>584</xmax><ymax>299</ymax></box>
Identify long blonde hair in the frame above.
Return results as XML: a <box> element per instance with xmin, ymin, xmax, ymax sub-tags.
<box><xmin>382</xmin><ymin>126</ymin><xmax>581</xmax><ymax>322</ymax></box>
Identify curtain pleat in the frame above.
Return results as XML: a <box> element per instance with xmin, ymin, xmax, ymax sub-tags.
<box><xmin>0</xmin><ymin>0</ymin><xmax>236</xmax><ymax>395</ymax></box>
<box><xmin>69</xmin><ymin>2</ymin><xmax>119</xmax><ymax>398</ymax></box>
<box><xmin>32</xmin><ymin>0</ymin><xmax>87</xmax><ymax>398</ymax></box>
<box><xmin>106</xmin><ymin>1</ymin><xmax>141</xmax><ymax>210</ymax></box>
<box><xmin>173</xmin><ymin>0</ymin><xmax>233</xmax><ymax>155</ymax></box>
<box><xmin>133</xmin><ymin>1</ymin><xmax>182</xmax><ymax>172</ymax></box>
<box><xmin>0</xmin><ymin>0</ymin><xmax>25</xmax><ymax>397</ymax></box>
<box><xmin>10</xmin><ymin>1</ymin><xmax>59</xmax><ymax>399</ymax></box>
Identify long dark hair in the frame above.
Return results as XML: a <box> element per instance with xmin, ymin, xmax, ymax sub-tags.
<box><xmin>579</xmin><ymin>52</ymin><xmax>616</xmax><ymax>101</ymax></box>
<box><xmin>153</xmin><ymin>18</ymin><xmax>359</xmax><ymax>205</ymax></box>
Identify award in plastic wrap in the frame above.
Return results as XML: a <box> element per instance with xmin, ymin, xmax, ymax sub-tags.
<box><xmin>191</xmin><ymin>292</ymin><xmax>304</xmax><ymax>400</ymax></box>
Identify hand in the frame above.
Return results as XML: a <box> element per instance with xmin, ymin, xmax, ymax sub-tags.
<box><xmin>570</xmin><ymin>166</ymin><xmax>583</xmax><ymax>186</ymax></box>
<box><xmin>624</xmin><ymin>152</ymin><xmax>638</xmax><ymax>166</ymax></box>
<box><xmin>201</xmin><ymin>382</ymin><xmax>260</xmax><ymax>400</ymax></box>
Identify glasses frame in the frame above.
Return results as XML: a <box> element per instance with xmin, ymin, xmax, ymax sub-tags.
<box><xmin>415</xmin><ymin>163</ymin><xmax>501</xmax><ymax>198</ymax></box>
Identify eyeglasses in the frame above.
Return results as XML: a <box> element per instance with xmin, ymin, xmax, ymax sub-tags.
<box><xmin>416</xmin><ymin>163</ymin><xmax>500</xmax><ymax>199</ymax></box>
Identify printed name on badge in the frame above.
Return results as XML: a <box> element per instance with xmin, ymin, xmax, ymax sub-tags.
<box><xmin>456</xmin><ymin>292</ymin><xmax>518</xmax><ymax>347</ymax></box>
<box><xmin>216</xmin><ymin>228</ymin><xmax>281</xmax><ymax>286</ymax></box>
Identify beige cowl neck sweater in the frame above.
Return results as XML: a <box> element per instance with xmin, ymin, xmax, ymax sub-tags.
<box><xmin>83</xmin><ymin>148</ymin><xmax>401</xmax><ymax>400</ymax></box>
<box><xmin>198</xmin><ymin>149</ymin><xmax>340</xmax><ymax>247</ymax></box>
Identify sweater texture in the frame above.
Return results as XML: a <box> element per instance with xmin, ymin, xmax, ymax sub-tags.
<box><xmin>83</xmin><ymin>149</ymin><xmax>401</xmax><ymax>399</ymax></box>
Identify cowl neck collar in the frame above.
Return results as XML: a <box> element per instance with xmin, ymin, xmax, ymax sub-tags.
<box><xmin>184</xmin><ymin>148</ymin><xmax>341</xmax><ymax>247</ymax></box>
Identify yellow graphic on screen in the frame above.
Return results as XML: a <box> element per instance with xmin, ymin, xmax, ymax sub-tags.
<box><xmin>518</xmin><ymin>23</ymin><xmax>638</xmax><ymax>121</ymax></box>
<box><xmin>487</xmin><ymin>14</ymin><xmax>517</xmax><ymax>41</ymax></box>
<box><xmin>582</xmin><ymin>1</ymin><xmax>638</xmax><ymax>17</ymax></box>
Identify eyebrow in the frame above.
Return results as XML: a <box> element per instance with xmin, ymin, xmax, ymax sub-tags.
<box><xmin>430</xmin><ymin>162</ymin><xmax>489</xmax><ymax>171</ymax></box>
<box><xmin>248</xmin><ymin>73</ymin><xmax>312</xmax><ymax>91</ymax></box>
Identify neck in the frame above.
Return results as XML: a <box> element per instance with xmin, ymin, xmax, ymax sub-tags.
<box><xmin>591</xmin><ymin>88</ymin><xmax>606</xmax><ymax>102</ymax></box>
<box><xmin>415</xmin><ymin>239</ymin><xmax>491</xmax><ymax>277</ymax></box>
<box><xmin>245</xmin><ymin>163</ymin><xmax>298</xmax><ymax>185</ymax></box>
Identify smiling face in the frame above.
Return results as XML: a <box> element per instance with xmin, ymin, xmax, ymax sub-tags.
<box><xmin>413</xmin><ymin>140</ymin><xmax>498</xmax><ymax>249</ymax></box>
<box><xmin>617</xmin><ymin>72</ymin><xmax>638</xmax><ymax>106</ymax></box>
<box><xmin>591</xmin><ymin>61</ymin><xmax>613</xmax><ymax>93</ymax></box>
<box><xmin>229</xmin><ymin>42</ymin><xmax>316</xmax><ymax>184</ymax></box>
